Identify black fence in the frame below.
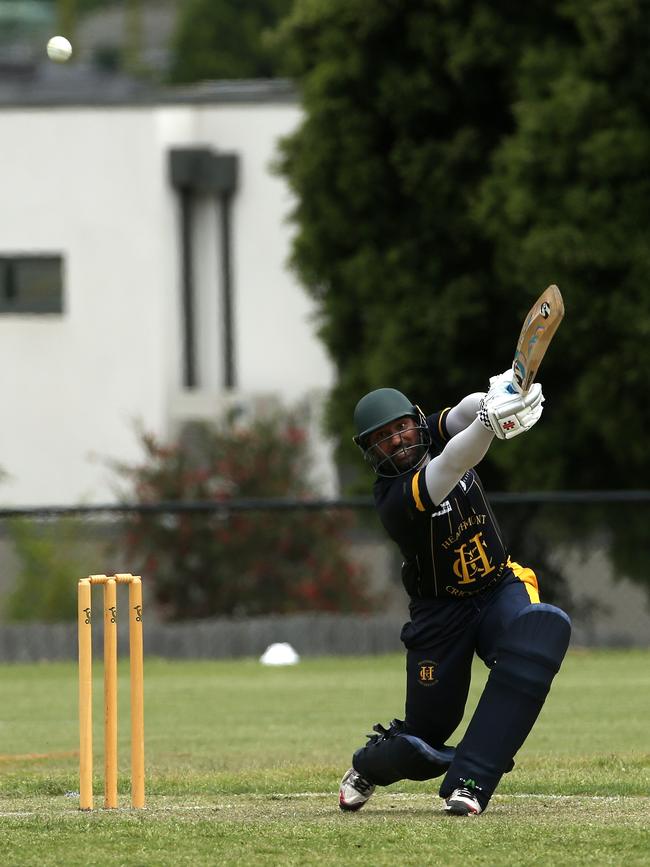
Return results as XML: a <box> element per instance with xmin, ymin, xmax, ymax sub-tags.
<box><xmin>0</xmin><ymin>491</ymin><xmax>648</xmax><ymax>658</ymax></box>
<box><xmin>1</xmin><ymin>489</ymin><xmax>649</xmax><ymax>518</ymax></box>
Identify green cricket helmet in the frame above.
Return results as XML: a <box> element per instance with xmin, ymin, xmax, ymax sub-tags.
<box><xmin>353</xmin><ymin>388</ymin><xmax>431</xmax><ymax>477</ymax></box>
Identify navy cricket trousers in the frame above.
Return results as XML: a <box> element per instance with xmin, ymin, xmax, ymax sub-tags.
<box><xmin>400</xmin><ymin>566</ymin><xmax>540</xmax><ymax>748</ymax></box>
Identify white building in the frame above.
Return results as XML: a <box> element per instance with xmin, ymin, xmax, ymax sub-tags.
<box><xmin>0</xmin><ymin>80</ymin><xmax>336</xmax><ymax>506</ymax></box>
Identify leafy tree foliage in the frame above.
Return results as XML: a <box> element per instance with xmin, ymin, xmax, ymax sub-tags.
<box><xmin>169</xmin><ymin>0</ymin><xmax>292</xmax><ymax>83</ymax></box>
<box><xmin>476</xmin><ymin>0</ymin><xmax>650</xmax><ymax>489</ymax></box>
<box><xmin>275</xmin><ymin>0</ymin><xmax>649</xmax><ymax>495</ymax></box>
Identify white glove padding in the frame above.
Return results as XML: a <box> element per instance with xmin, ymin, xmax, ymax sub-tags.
<box><xmin>485</xmin><ymin>369</ymin><xmax>517</xmax><ymax>403</ymax></box>
<box><xmin>477</xmin><ymin>383</ymin><xmax>544</xmax><ymax>440</ymax></box>
<box><xmin>488</xmin><ymin>368</ymin><xmax>516</xmax><ymax>390</ymax></box>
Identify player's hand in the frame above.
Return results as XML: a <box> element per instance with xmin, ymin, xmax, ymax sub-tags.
<box><xmin>485</xmin><ymin>369</ymin><xmax>517</xmax><ymax>403</ymax></box>
<box><xmin>477</xmin><ymin>383</ymin><xmax>544</xmax><ymax>440</ymax></box>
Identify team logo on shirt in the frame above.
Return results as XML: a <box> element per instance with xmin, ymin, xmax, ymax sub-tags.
<box><xmin>417</xmin><ymin>660</ymin><xmax>439</xmax><ymax>686</ymax></box>
<box><xmin>452</xmin><ymin>532</ymin><xmax>495</xmax><ymax>585</ymax></box>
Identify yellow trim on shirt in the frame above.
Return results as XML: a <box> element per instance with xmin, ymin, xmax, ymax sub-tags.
<box><xmin>412</xmin><ymin>471</ymin><xmax>426</xmax><ymax>512</ymax></box>
<box><xmin>508</xmin><ymin>558</ymin><xmax>540</xmax><ymax>604</ymax></box>
<box><xmin>438</xmin><ymin>407</ymin><xmax>451</xmax><ymax>441</ymax></box>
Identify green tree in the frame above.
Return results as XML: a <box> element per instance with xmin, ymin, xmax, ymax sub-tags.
<box><xmin>275</xmin><ymin>0</ymin><xmax>649</xmax><ymax>495</ymax></box>
<box><xmin>476</xmin><ymin>0</ymin><xmax>650</xmax><ymax>489</ymax></box>
<box><xmin>169</xmin><ymin>0</ymin><xmax>293</xmax><ymax>83</ymax></box>
<box><xmin>274</xmin><ymin>0</ymin><xmax>570</xmax><ymax>490</ymax></box>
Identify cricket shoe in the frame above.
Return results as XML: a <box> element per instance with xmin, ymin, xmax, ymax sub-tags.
<box><xmin>444</xmin><ymin>786</ymin><xmax>483</xmax><ymax>816</ymax></box>
<box><xmin>338</xmin><ymin>768</ymin><xmax>376</xmax><ymax>812</ymax></box>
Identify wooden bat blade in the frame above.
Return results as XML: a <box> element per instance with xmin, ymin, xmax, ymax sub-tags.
<box><xmin>512</xmin><ymin>284</ymin><xmax>564</xmax><ymax>393</ymax></box>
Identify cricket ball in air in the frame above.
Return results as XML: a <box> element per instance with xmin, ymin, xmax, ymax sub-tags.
<box><xmin>46</xmin><ymin>36</ymin><xmax>73</xmax><ymax>63</ymax></box>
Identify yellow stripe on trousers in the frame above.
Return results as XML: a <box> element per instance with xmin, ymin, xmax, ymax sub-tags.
<box><xmin>508</xmin><ymin>559</ymin><xmax>540</xmax><ymax>604</ymax></box>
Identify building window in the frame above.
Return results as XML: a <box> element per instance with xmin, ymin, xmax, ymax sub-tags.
<box><xmin>0</xmin><ymin>255</ymin><xmax>64</xmax><ymax>314</ymax></box>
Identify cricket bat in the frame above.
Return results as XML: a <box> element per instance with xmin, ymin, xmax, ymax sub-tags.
<box><xmin>512</xmin><ymin>284</ymin><xmax>564</xmax><ymax>394</ymax></box>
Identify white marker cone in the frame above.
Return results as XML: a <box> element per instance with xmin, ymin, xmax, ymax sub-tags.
<box><xmin>259</xmin><ymin>642</ymin><xmax>300</xmax><ymax>665</ymax></box>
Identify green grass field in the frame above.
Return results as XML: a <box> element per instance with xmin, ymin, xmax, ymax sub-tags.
<box><xmin>0</xmin><ymin>649</ymin><xmax>648</xmax><ymax>865</ymax></box>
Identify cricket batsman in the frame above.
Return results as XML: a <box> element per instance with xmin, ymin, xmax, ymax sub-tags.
<box><xmin>338</xmin><ymin>371</ymin><xmax>571</xmax><ymax>815</ymax></box>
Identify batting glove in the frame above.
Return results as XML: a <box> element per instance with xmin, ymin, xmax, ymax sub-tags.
<box><xmin>477</xmin><ymin>383</ymin><xmax>544</xmax><ymax>440</ymax></box>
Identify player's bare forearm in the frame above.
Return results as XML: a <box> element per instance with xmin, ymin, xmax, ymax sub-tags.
<box><xmin>424</xmin><ymin>419</ymin><xmax>494</xmax><ymax>506</ymax></box>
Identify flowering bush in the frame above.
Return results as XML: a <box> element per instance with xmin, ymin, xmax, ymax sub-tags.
<box><xmin>114</xmin><ymin>408</ymin><xmax>374</xmax><ymax>619</ymax></box>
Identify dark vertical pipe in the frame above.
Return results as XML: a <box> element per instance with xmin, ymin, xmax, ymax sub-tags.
<box><xmin>180</xmin><ymin>188</ymin><xmax>196</xmax><ymax>388</ymax></box>
<box><xmin>219</xmin><ymin>191</ymin><xmax>235</xmax><ymax>389</ymax></box>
